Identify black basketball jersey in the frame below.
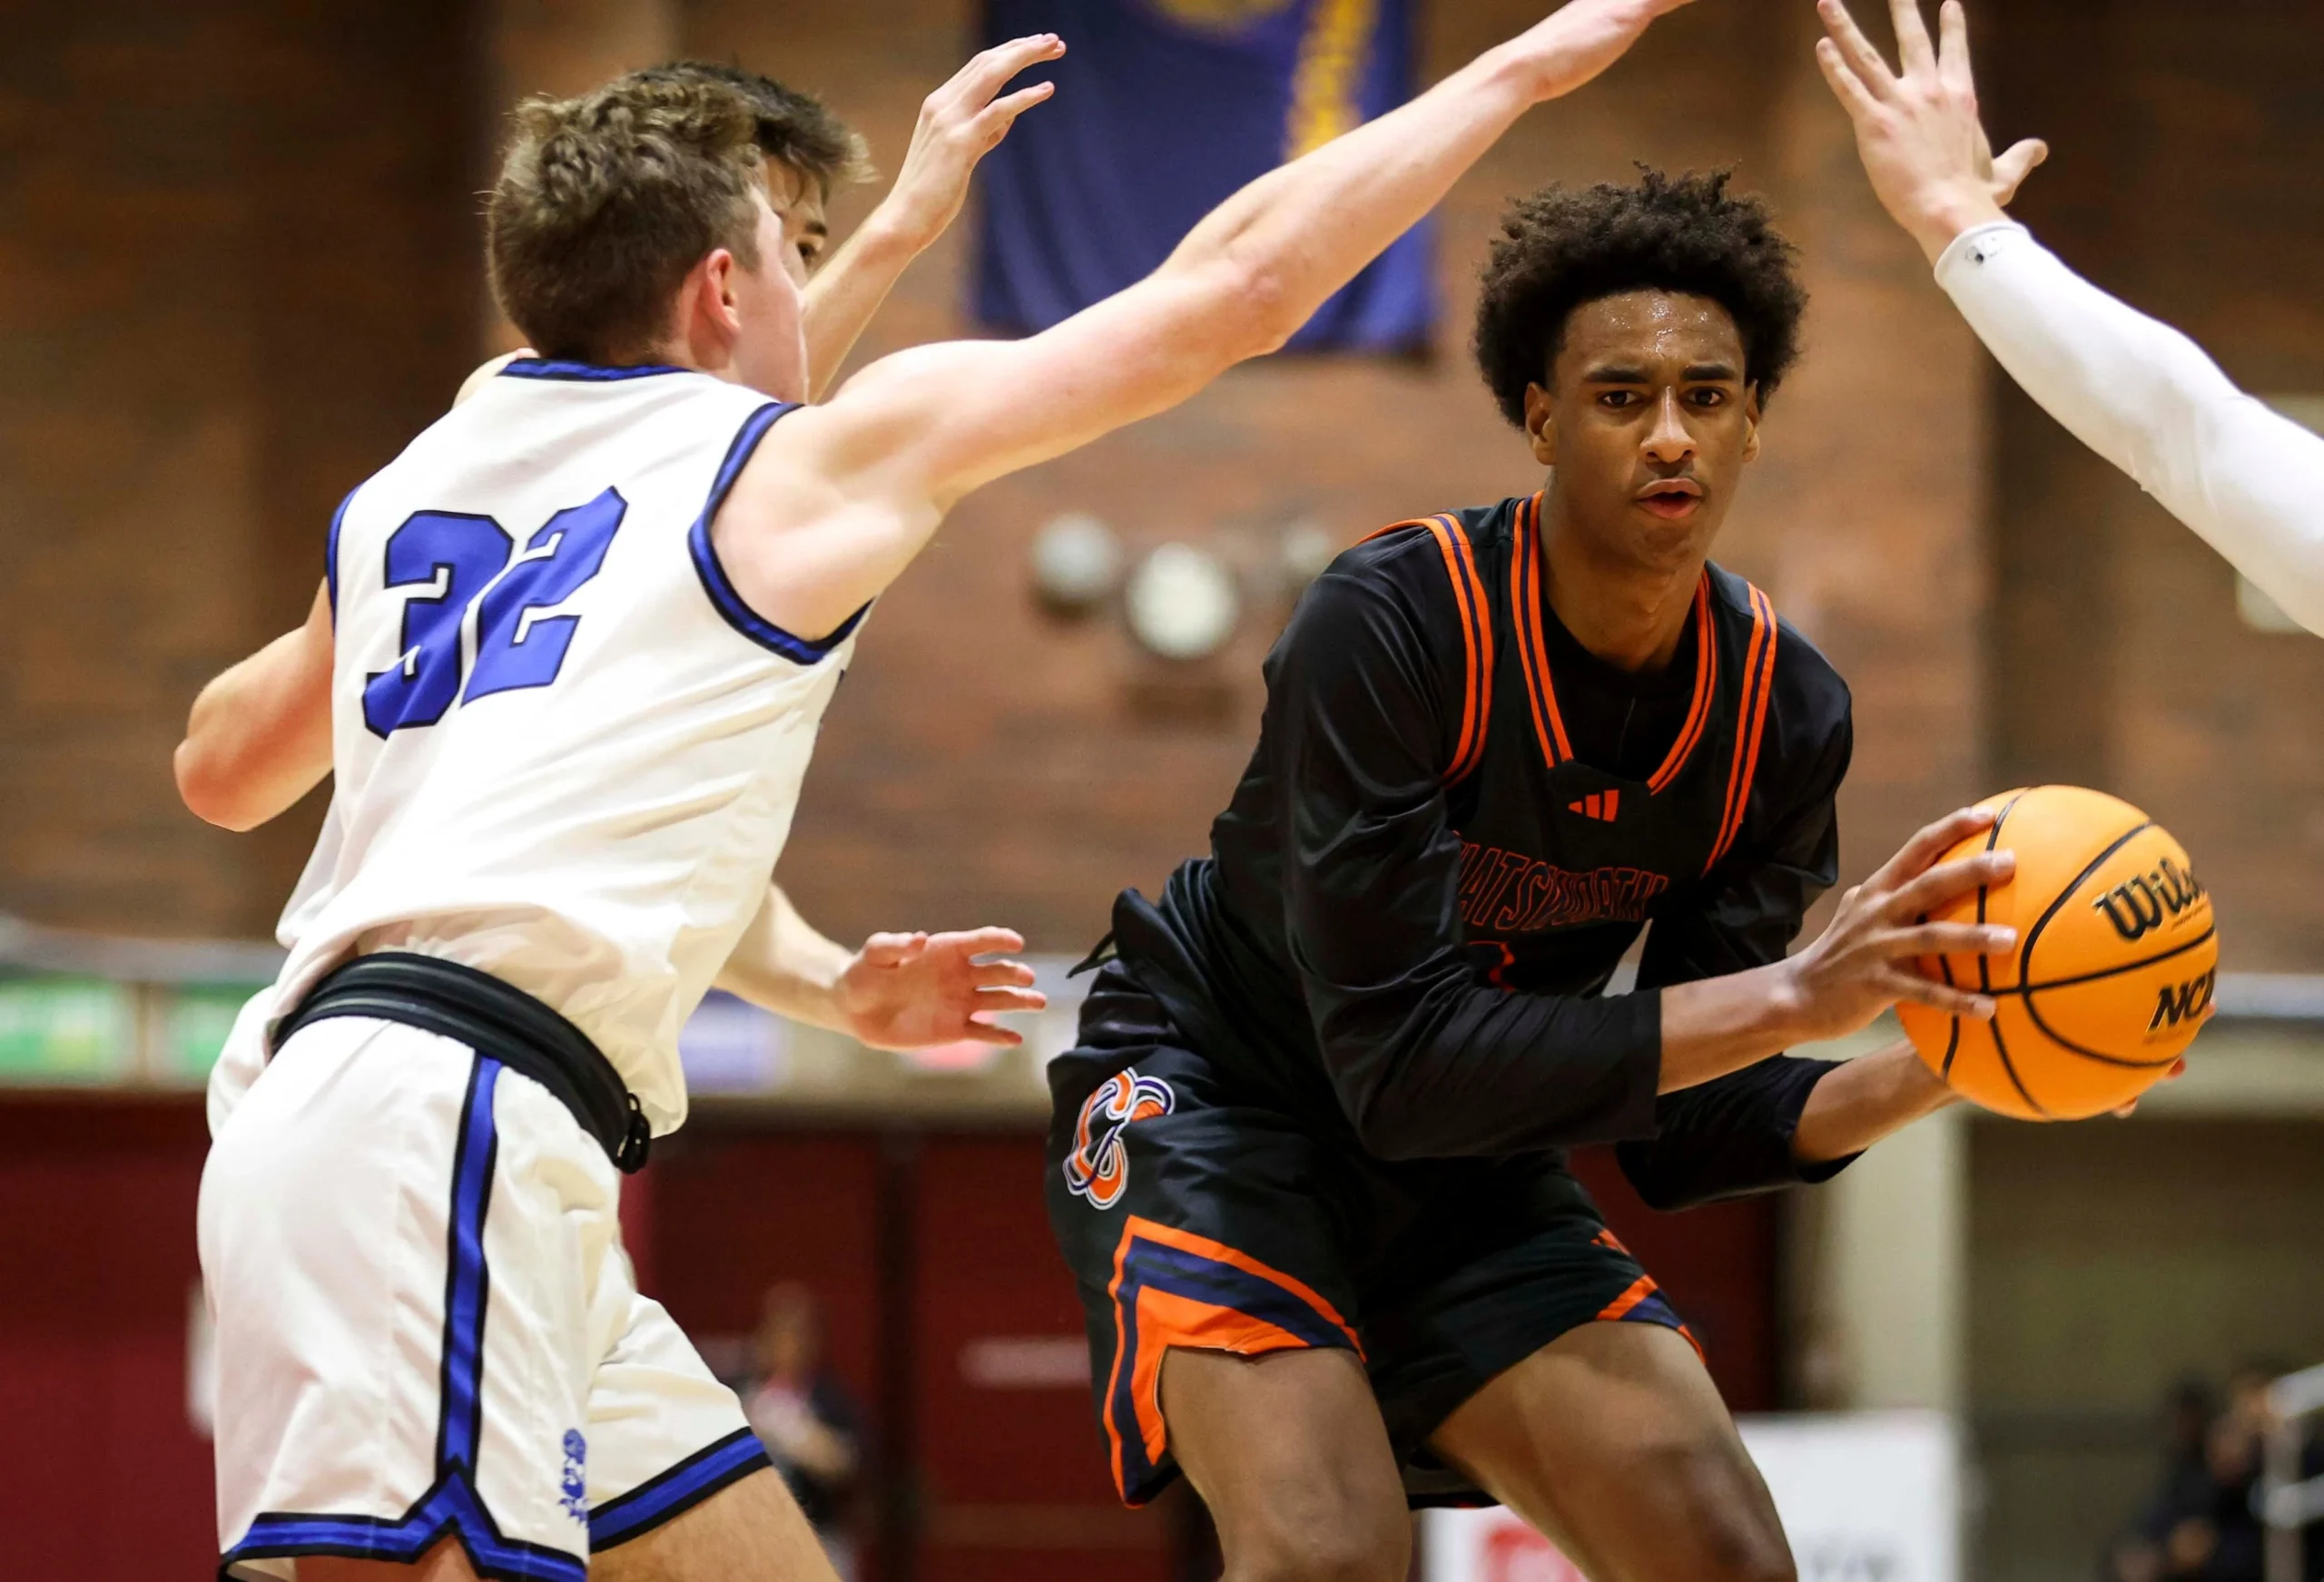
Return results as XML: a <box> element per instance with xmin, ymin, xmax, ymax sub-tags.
<box><xmin>1108</xmin><ymin>492</ymin><xmax>1859</xmax><ymax>1201</ymax></box>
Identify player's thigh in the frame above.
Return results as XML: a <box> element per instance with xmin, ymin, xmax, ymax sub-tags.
<box><xmin>1428</xmin><ymin>1322</ymin><xmax>1793</xmax><ymax>1582</ymax></box>
<box><xmin>1163</xmin><ymin>1345</ymin><xmax>1410</xmax><ymax>1582</ymax></box>
<box><xmin>591</xmin><ymin>1467</ymin><xmax>834</xmax><ymax>1582</ymax></box>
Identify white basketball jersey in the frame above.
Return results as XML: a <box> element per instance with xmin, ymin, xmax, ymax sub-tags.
<box><xmin>264</xmin><ymin>359</ymin><xmax>862</xmax><ymax>1133</ymax></box>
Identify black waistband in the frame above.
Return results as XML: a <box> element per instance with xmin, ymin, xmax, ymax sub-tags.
<box><xmin>272</xmin><ymin>952</ymin><xmax>652</xmax><ymax>1174</ymax></box>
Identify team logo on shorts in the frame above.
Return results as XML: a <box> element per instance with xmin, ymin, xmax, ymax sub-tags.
<box><xmin>1065</xmin><ymin>1068</ymin><xmax>1175</xmax><ymax>1210</ymax></box>
<box><xmin>560</xmin><ymin>1430</ymin><xmax>588</xmax><ymax>1522</ymax></box>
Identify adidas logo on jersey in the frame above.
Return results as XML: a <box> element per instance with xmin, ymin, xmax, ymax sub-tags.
<box><xmin>1567</xmin><ymin>791</ymin><xmax>1620</xmax><ymax>822</ymax></box>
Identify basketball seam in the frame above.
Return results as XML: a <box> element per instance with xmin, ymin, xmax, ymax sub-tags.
<box><xmin>1976</xmin><ymin>791</ymin><xmax>2030</xmax><ymax>995</ymax></box>
<box><xmin>1987</xmin><ymin>1008</ymin><xmax>2050</xmax><ymax>1118</ymax></box>
<box><xmin>1995</xmin><ymin>925</ymin><xmax>2217</xmax><ymax>997</ymax></box>
<box><xmin>2015</xmin><ymin>818</ymin><xmax>2156</xmax><ymax>987</ymax></box>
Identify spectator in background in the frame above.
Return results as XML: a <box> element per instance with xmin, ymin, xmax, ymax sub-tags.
<box><xmin>2105</xmin><ymin>1368</ymin><xmax>2297</xmax><ymax>1582</ymax></box>
<box><xmin>743</xmin><ymin>1282</ymin><xmax>866</xmax><ymax>1580</ymax></box>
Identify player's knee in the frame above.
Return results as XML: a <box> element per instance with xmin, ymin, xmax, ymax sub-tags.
<box><xmin>1220</xmin><ymin>1481</ymin><xmax>1410</xmax><ymax>1582</ymax></box>
<box><xmin>1654</xmin><ymin>1439</ymin><xmax>1794</xmax><ymax>1582</ymax></box>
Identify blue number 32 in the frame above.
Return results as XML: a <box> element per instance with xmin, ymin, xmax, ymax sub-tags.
<box><xmin>361</xmin><ymin>487</ymin><xmax>627</xmax><ymax>737</ymax></box>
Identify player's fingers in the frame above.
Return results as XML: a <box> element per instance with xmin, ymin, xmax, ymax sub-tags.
<box><xmin>1814</xmin><ymin>37</ymin><xmax>1886</xmax><ymax>123</ymax></box>
<box><xmin>1885</xmin><ymin>969</ymin><xmax>1996</xmax><ymax>1019</ymax></box>
<box><xmin>1935</xmin><ymin>0</ymin><xmax>1974</xmax><ymax>94</ymax></box>
<box><xmin>858</xmin><ymin>931</ymin><xmax>925</xmax><ymax>967</ymax></box>
<box><xmin>1992</xmin><ymin>138</ymin><xmax>2049</xmax><ymax>203</ymax></box>
<box><xmin>1889</xmin><ymin>0</ymin><xmax>1936</xmax><ymax>77</ymax></box>
<box><xmin>956</xmin><ymin>1017</ymin><xmax>1026</xmax><ymax>1048</ymax></box>
<box><xmin>931</xmin><ymin>926</ymin><xmax>1028</xmax><ymax>958</ymax></box>
<box><xmin>1817</xmin><ymin>0</ymin><xmax>1900</xmax><ymax>97</ymax></box>
<box><xmin>1886</xmin><ymin>848</ymin><xmax>2015</xmax><ymax>917</ymax></box>
<box><xmin>970</xmin><ymin>960</ymin><xmax>1039</xmax><ymax>990</ymax></box>
<box><xmin>972</xmin><ymin>81</ymin><xmax>1056</xmax><ymax>142</ymax></box>
<box><xmin>1868</xmin><ymin>805</ymin><xmax>1998</xmax><ymax>891</ymax></box>
<box><xmin>970</xmin><ymin>987</ymin><xmax>1049</xmax><ymax>1015</ymax></box>
<box><xmin>1882</xmin><ymin>920</ymin><xmax>2015</xmax><ymax>959</ymax></box>
<box><xmin>945</xmin><ymin>34</ymin><xmax>1065</xmax><ymax>113</ymax></box>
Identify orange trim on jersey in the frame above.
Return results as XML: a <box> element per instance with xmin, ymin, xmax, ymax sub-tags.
<box><xmin>1124</xmin><ymin>1289</ymin><xmax>1311</xmax><ymax>1467</ymax></box>
<box><xmin>1512</xmin><ymin>493</ymin><xmax>1576</xmax><ymax>771</ymax></box>
<box><xmin>1705</xmin><ymin>584</ymin><xmax>1779</xmax><ymax>874</ymax></box>
<box><xmin>1645</xmin><ymin>579</ymin><xmax>1719</xmax><ymax>792</ymax></box>
<box><xmin>1100</xmin><ymin>1216</ymin><xmax>1362</xmax><ymax>1502</ymax></box>
<box><xmin>1597</xmin><ymin>1273</ymin><xmax>1657</xmax><ymax>1323</ymax></box>
<box><xmin>1427</xmin><ymin>516</ymin><xmax>1494</xmax><ymax>782</ymax></box>
<box><xmin>1363</xmin><ymin>515</ymin><xmax>1494</xmax><ymax>784</ymax></box>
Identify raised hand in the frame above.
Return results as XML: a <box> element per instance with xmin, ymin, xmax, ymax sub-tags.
<box><xmin>1777</xmin><ymin>804</ymin><xmax>2020</xmax><ymax>1043</ymax></box>
<box><xmin>1512</xmin><ymin>0</ymin><xmax>1700</xmax><ymax>103</ymax></box>
<box><xmin>1814</xmin><ymin>0</ymin><xmax>2048</xmax><ymax>262</ymax></box>
<box><xmin>875</xmin><ymin>34</ymin><xmax>1065</xmax><ymax>253</ymax></box>
<box><xmin>833</xmin><ymin>926</ymin><xmax>1047</xmax><ymax>1051</ymax></box>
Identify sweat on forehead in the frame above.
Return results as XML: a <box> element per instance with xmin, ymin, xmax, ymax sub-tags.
<box><xmin>1552</xmin><ymin>290</ymin><xmax>1746</xmax><ymax>385</ymax></box>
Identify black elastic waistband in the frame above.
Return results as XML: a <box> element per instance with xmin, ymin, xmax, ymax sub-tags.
<box><xmin>273</xmin><ymin>952</ymin><xmax>651</xmax><ymax>1174</ymax></box>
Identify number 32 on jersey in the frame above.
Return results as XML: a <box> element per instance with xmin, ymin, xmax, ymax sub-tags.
<box><xmin>361</xmin><ymin>487</ymin><xmax>626</xmax><ymax>738</ymax></box>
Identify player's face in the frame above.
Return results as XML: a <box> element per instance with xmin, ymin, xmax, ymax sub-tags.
<box><xmin>724</xmin><ymin>162</ymin><xmax>827</xmax><ymax>403</ymax></box>
<box><xmin>1526</xmin><ymin>290</ymin><xmax>1762</xmax><ymax>574</ymax></box>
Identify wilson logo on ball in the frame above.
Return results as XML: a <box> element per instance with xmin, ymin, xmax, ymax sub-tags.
<box><xmin>2092</xmin><ymin>858</ymin><xmax>2207</xmax><ymax>943</ymax></box>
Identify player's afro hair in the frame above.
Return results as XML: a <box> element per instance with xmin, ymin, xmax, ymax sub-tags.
<box><xmin>1472</xmin><ymin>169</ymin><xmax>1807</xmax><ymax>427</ymax></box>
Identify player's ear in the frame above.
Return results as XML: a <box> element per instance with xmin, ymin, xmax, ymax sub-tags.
<box><xmin>1740</xmin><ymin>382</ymin><xmax>1763</xmax><ymax>464</ymax></box>
<box><xmin>682</xmin><ymin>248</ymin><xmax>744</xmax><ymax>351</ymax></box>
<box><xmin>1523</xmin><ymin>383</ymin><xmax>1557</xmax><ymax>467</ymax></box>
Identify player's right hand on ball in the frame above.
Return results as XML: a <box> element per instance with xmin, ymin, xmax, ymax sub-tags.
<box><xmin>1778</xmin><ymin>805</ymin><xmax>2019</xmax><ymax>1043</ymax></box>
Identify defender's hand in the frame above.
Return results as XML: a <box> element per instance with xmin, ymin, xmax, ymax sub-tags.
<box><xmin>1512</xmin><ymin>0</ymin><xmax>1699</xmax><ymax>104</ymax></box>
<box><xmin>1814</xmin><ymin>0</ymin><xmax>2048</xmax><ymax>263</ymax></box>
<box><xmin>1777</xmin><ymin>805</ymin><xmax>2020</xmax><ymax>1043</ymax></box>
<box><xmin>834</xmin><ymin>927</ymin><xmax>1047</xmax><ymax>1050</ymax></box>
<box><xmin>874</xmin><ymin>34</ymin><xmax>1064</xmax><ymax>253</ymax></box>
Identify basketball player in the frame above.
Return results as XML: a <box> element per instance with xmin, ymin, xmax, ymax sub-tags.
<box><xmin>1046</xmin><ymin>171</ymin><xmax>2023</xmax><ymax>1582</ymax></box>
<box><xmin>1815</xmin><ymin>0</ymin><xmax>2324</xmax><ymax>636</ymax></box>
<box><xmin>182</xmin><ymin>50</ymin><xmax>1070</xmax><ymax>1096</ymax></box>
<box><xmin>192</xmin><ymin>4</ymin><xmax>1712</xmax><ymax>1579</ymax></box>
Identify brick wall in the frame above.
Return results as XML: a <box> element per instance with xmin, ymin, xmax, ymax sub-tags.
<box><xmin>1988</xmin><ymin>0</ymin><xmax>2324</xmax><ymax>968</ymax></box>
<box><xmin>3</xmin><ymin>0</ymin><xmax>2312</xmax><ymax>966</ymax></box>
<box><xmin>711</xmin><ymin>0</ymin><xmax>1990</xmax><ymax>949</ymax></box>
<box><xmin>0</xmin><ymin>0</ymin><xmax>480</xmax><ymax>936</ymax></box>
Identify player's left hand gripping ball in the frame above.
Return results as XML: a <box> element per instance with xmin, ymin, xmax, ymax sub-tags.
<box><xmin>1898</xmin><ymin>785</ymin><xmax>2216</xmax><ymax>1121</ymax></box>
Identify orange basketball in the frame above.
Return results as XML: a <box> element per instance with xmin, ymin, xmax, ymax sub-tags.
<box><xmin>1895</xmin><ymin>785</ymin><xmax>2217</xmax><ymax>1121</ymax></box>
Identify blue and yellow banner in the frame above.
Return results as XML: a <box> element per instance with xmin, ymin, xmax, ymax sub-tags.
<box><xmin>973</xmin><ymin>0</ymin><xmax>1435</xmax><ymax>354</ymax></box>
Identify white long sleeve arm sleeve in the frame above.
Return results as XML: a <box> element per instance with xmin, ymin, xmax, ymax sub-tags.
<box><xmin>1937</xmin><ymin>221</ymin><xmax>2324</xmax><ymax>635</ymax></box>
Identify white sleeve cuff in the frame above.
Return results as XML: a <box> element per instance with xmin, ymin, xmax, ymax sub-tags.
<box><xmin>1933</xmin><ymin>221</ymin><xmax>2034</xmax><ymax>287</ymax></box>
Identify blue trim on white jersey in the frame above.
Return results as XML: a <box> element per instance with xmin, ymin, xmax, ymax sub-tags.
<box><xmin>687</xmin><ymin>399</ymin><xmax>872</xmax><ymax>663</ymax></box>
<box><xmin>219</xmin><ymin>1057</ymin><xmax>576</xmax><ymax>1581</ymax></box>
<box><xmin>224</xmin><ymin>1477</ymin><xmax>586</xmax><ymax>1582</ymax></box>
<box><xmin>325</xmin><ymin>487</ymin><xmax>357</xmax><ymax>617</ymax></box>
<box><xmin>588</xmin><ymin>1427</ymin><xmax>773</xmax><ymax>1551</ymax></box>
<box><xmin>436</xmin><ymin>1056</ymin><xmax>501</xmax><ymax>1472</ymax></box>
<box><xmin>498</xmin><ymin>358</ymin><xmax>693</xmax><ymax>382</ymax></box>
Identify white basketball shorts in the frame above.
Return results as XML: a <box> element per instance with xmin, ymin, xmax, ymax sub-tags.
<box><xmin>198</xmin><ymin>1016</ymin><xmax>766</xmax><ymax>1580</ymax></box>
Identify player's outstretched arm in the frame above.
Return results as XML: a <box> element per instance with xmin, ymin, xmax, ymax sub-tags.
<box><xmin>721</xmin><ymin>0</ymin><xmax>1699</xmax><ymax>641</ymax></box>
<box><xmin>174</xmin><ymin>580</ymin><xmax>333</xmax><ymax>831</ymax></box>
<box><xmin>1817</xmin><ymin>0</ymin><xmax>2324</xmax><ymax>634</ymax></box>
<box><xmin>714</xmin><ymin>883</ymin><xmax>1047</xmax><ymax>1050</ymax></box>
<box><xmin>799</xmin><ymin>34</ymin><xmax>1063</xmax><ymax>398</ymax></box>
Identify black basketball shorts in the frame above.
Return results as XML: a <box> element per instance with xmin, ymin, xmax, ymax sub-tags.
<box><xmin>1044</xmin><ymin>964</ymin><xmax>1698</xmax><ymax>1508</ymax></box>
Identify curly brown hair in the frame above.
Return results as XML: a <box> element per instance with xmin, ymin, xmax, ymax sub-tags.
<box><xmin>487</xmin><ymin>64</ymin><xmax>870</xmax><ymax>364</ymax></box>
<box><xmin>1472</xmin><ymin>169</ymin><xmax>1807</xmax><ymax>427</ymax></box>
